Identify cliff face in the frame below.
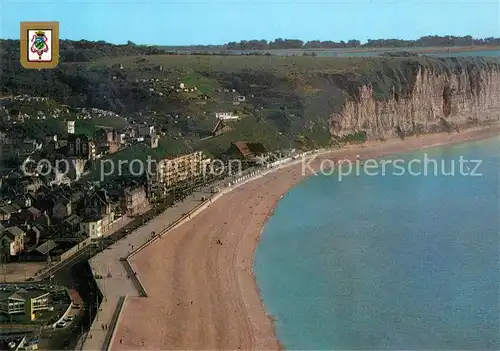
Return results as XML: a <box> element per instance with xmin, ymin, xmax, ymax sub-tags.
<box><xmin>330</xmin><ymin>63</ymin><xmax>500</xmax><ymax>140</ymax></box>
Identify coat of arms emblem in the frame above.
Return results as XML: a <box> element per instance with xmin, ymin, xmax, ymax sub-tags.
<box><xmin>20</xmin><ymin>22</ymin><xmax>59</xmax><ymax>69</ymax></box>
<box><xmin>30</xmin><ymin>30</ymin><xmax>50</xmax><ymax>60</ymax></box>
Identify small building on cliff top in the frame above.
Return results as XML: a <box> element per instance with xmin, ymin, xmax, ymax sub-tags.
<box><xmin>227</xmin><ymin>141</ymin><xmax>267</xmax><ymax>159</ymax></box>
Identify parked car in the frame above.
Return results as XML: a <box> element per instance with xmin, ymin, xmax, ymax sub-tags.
<box><xmin>64</xmin><ymin>315</ymin><xmax>74</xmax><ymax>322</ymax></box>
<box><xmin>56</xmin><ymin>322</ymin><xmax>67</xmax><ymax>328</ymax></box>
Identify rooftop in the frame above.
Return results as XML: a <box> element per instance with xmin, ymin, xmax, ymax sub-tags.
<box><xmin>63</xmin><ymin>214</ymin><xmax>82</xmax><ymax>226</ymax></box>
<box><xmin>231</xmin><ymin>141</ymin><xmax>267</xmax><ymax>158</ymax></box>
<box><xmin>0</xmin><ymin>288</ymin><xmax>49</xmax><ymax>302</ymax></box>
<box><xmin>27</xmin><ymin>207</ymin><xmax>41</xmax><ymax>216</ymax></box>
<box><xmin>35</xmin><ymin>240</ymin><xmax>58</xmax><ymax>255</ymax></box>
<box><xmin>0</xmin><ymin>226</ymin><xmax>24</xmax><ymax>241</ymax></box>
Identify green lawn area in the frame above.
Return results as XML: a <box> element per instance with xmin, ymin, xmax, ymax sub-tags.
<box><xmin>75</xmin><ymin>120</ymin><xmax>97</xmax><ymax>138</ymax></box>
<box><xmin>180</xmin><ymin>72</ymin><xmax>218</xmax><ymax>95</ymax></box>
<box><xmin>106</xmin><ymin>137</ymin><xmax>190</xmax><ymax>162</ymax></box>
<box><xmin>12</xmin><ymin>118</ymin><xmax>67</xmax><ymax>140</ymax></box>
<box><xmin>91</xmin><ymin>54</ymin><xmax>374</xmax><ymax>77</ymax></box>
<box><xmin>91</xmin><ymin>116</ymin><xmax>128</xmax><ymax>128</ymax></box>
<box><xmin>75</xmin><ymin>116</ymin><xmax>128</xmax><ymax>138</ymax></box>
<box><xmin>191</xmin><ymin>115</ymin><xmax>291</xmax><ymax>156</ymax></box>
<box><xmin>90</xmin><ymin>136</ymin><xmax>191</xmax><ymax>180</ymax></box>
<box><xmin>90</xmin><ymin>116</ymin><xmax>290</xmax><ymax>181</ymax></box>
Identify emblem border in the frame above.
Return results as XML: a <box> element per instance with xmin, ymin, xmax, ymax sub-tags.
<box><xmin>20</xmin><ymin>21</ymin><xmax>59</xmax><ymax>69</ymax></box>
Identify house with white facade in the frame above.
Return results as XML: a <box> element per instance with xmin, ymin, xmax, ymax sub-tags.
<box><xmin>138</xmin><ymin>125</ymin><xmax>156</xmax><ymax>137</ymax></box>
<box><xmin>80</xmin><ymin>212</ymin><xmax>114</xmax><ymax>239</ymax></box>
<box><xmin>67</xmin><ymin>121</ymin><xmax>75</xmax><ymax>134</ymax></box>
<box><xmin>215</xmin><ymin>112</ymin><xmax>239</xmax><ymax>121</ymax></box>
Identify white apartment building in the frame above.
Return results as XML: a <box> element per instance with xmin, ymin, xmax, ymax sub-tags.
<box><xmin>152</xmin><ymin>151</ymin><xmax>205</xmax><ymax>188</ymax></box>
<box><xmin>67</xmin><ymin>121</ymin><xmax>75</xmax><ymax>134</ymax></box>
<box><xmin>0</xmin><ymin>288</ymin><xmax>50</xmax><ymax>319</ymax></box>
<box><xmin>80</xmin><ymin>212</ymin><xmax>115</xmax><ymax>239</ymax></box>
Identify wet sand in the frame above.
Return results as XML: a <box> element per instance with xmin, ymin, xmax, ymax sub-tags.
<box><xmin>111</xmin><ymin>126</ymin><xmax>499</xmax><ymax>350</ymax></box>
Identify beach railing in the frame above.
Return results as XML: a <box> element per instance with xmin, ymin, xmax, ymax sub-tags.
<box><xmin>120</xmin><ymin>258</ymin><xmax>148</xmax><ymax>297</ymax></box>
<box><xmin>119</xmin><ymin>186</ymin><xmax>223</xmax><ymax>300</ymax></box>
<box><xmin>102</xmin><ymin>296</ymin><xmax>126</xmax><ymax>351</ymax></box>
<box><xmin>120</xmin><ymin>160</ymin><xmax>303</xmax><ymax>297</ymax></box>
<box><xmin>126</xmin><ymin>197</ymin><xmax>211</xmax><ymax>260</ymax></box>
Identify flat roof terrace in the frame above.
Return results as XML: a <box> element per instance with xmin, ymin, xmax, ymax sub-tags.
<box><xmin>0</xmin><ymin>288</ymin><xmax>49</xmax><ymax>302</ymax></box>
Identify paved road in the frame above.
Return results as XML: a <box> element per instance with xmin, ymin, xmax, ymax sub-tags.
<box><xmin>37</xmin><ymin>216</ymin><xmax>136</xmax><ymax>281</ymax></box>
<box><xmin>37</xmin><ymin>247</ymin><xmax>93</xmax><ymax>281</ymax></box>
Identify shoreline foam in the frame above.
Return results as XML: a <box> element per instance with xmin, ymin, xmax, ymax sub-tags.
<box><xmin>111</xmin><ymin>125</ymin><xmax>499</xmax><ymax>350</ymax></box>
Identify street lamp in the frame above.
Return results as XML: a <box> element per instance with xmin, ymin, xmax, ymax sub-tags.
<box><xmin>1</xmin><ymin>254</ymin><xmax>6</xmax><ymax>283</ymax></box>
<box><xmin>94</xmin><ymin>288</ymin><xmax>99</xmax><ymax>321</ymax></box>
<box><xmin>88</xmin><ymin>293</ymin><xmax>93</xmax><ymax>327</ymax></box>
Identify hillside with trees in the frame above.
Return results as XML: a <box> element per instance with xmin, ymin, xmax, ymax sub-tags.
<box><xmin>163</xmin><ymin>35</ymin><xmax>500</xmax><ymax>51</ymax></box>
<box><xmin>0</xmin><ymin>39</ymin><xmax>165</xmax><ymax>63</ymax></box>
<box><xmin>1</xmin><ymin>38</ymin><xmax>499</xmax><ymax>156</ymax></box>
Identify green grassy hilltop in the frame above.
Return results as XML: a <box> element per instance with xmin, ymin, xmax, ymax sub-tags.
<box><xmin>2</xmin><ymin>39</ymin><xmax>499</xmax><ymax>157</ymax></box>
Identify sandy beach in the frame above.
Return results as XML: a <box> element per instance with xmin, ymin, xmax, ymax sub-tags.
<box><xmin>111</xmin><ymin>126</ymin><xmax>498</xmax><ymax>350</ymax></box>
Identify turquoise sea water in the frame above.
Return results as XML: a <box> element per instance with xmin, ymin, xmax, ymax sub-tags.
<box><xmin>254</xmin><ymin>137</ymin><xmax>500</xmax><ymax>350</ymax></box>
<box><xmin>225</xmin><ymin>49</ymin><xmax>500</xmax><ymax>57</ymax></box>
<box><xmin>335</xmin><ymin>49</ymin><xmax>500</xmax><ymax>57</ymax></box>
<box><xmin>430</xmin><ymin>50</ymin><xmax>500</xmax><ymax>57</ymax></box>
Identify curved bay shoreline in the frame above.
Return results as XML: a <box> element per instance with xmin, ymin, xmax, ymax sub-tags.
<box><xmin>111</xmin><ymin>125</ymin><xmax>499</xmax><ymax>350</ymax></box>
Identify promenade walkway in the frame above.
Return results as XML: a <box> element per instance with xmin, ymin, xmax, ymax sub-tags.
<box><xmin>80</xmin><ymin>154</ymin><xmax>317</xmax><ymax>351</ymax></box>
<box><xmin>81</xmin><ymin>181</ymin><xmax>228</xmax><ymax>351</ymax></box>
<box><xmin>36</xmin><ymin>214</ymin><xmax>135</xmax><ymax>281</ymax></box>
